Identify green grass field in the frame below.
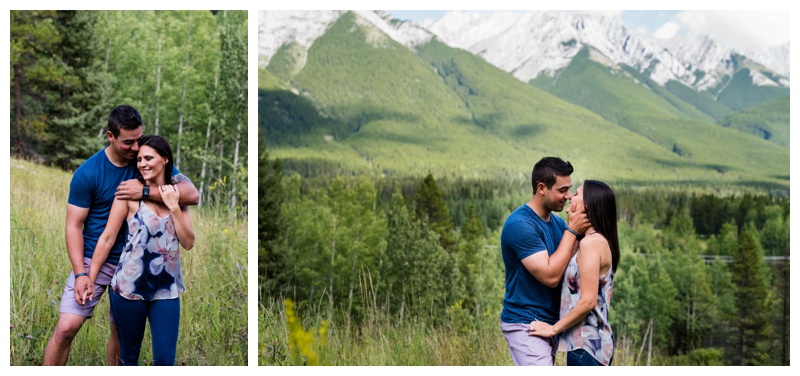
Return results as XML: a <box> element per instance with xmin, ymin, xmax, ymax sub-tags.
<box><xmin>9</xmin><ymin>158</ymin><xmax>248</xmax><ymax>366</ymax></box>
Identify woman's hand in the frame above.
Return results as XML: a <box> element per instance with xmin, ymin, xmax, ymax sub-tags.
<box><xmin>82</xmin><ymin>280</ymin><xmax>95</xmax><ymax>304</ymax></box>
<box><xmin>160</xmin><ymin>184</ymin><xmax>181</xmax><ymax>211</ymax></box>
<box><xmin>528</xmin><ymin>319</ymin><xmax>557</xmax><ymax>338</ymax></box>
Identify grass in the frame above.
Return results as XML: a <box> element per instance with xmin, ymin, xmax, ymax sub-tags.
<box><xmin>259</xmin><ymin>293</ymin><xmax>651</xmax><ymax>366</ymax></box>
<box><xmin>9</xmin><ymin>158</ymin><xmax>248</xmax><ymax>366</ymax></box>
<box><xmin>259</xmin><ymin>297</ymin><xmax>514</xmax><ymax>366</ymax></box>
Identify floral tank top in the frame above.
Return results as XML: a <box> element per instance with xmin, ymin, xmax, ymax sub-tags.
<box><xmin>557</xmin><ymin>251</ymin><xmax>615</xmax><ymax>365</ymax></box>
<box><xmin>111</xmin><ymin>201</ymin><xmax>185</xmax><ymax>300</ymax></box>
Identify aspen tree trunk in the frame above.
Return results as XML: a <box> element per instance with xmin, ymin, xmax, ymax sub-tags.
<box><xmin>198</xmin><ymin>67</ymin><xmax>218</xmax><ymax>208</ymax></box>
<box><xmin>176</xmin><ymin>13</ymin><xmax>193</xmax><ymax>169</ymax></box>
<box><xmin>154</xmin><ymin>33</ymin><xmax>162</xmax><ymax>135</ymax></box>
<box><xmin>217</xmin><ymin>140</ymin><xmax>224</xmax><ymax>204</ymax></box>
<box><xmin>229</xmin><ymin>113</ymin><xmax>241</xmax><ymax>210</ymax></box>
<box><xmin>217</xmin><ymin>112</ymin><xmax>226</xmax><ymax>179</ymax></box>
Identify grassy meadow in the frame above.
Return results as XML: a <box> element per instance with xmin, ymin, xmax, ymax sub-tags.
<box><xmin>259</xmin><ymin>293</ymin><xmax>647</xmax><ymax>366</ymax></box>
<box><xmin>9</xmin><ymin>158</ymin><xmax>248</xmax><ymax>366</ymax></box>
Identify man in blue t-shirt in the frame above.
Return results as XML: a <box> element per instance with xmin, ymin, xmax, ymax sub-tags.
<box><xmin>500</xmin><ymin>156</ymin><xmax>589</xmax><ymax>366</ymax></box>
<box><xmin>43</xmin><ymin>105</ymin><xmax>199</xmax><ymax>366</ymax></box>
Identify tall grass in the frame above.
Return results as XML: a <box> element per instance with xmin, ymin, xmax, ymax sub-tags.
<box><xmin>9</xmin><ymin>158</ymin><xmax>248</xmax><ymax>366</ymax></box>
<box><xmin>259</xmin><ymin>297</ymin><xmax>514</xmax><ymax>366</ymax></box>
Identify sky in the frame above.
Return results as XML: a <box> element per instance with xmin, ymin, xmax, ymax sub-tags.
<box><xmin>387</xmin><ymin>10</ymin><xmax>790</xmax><ymax>49</ymax></box>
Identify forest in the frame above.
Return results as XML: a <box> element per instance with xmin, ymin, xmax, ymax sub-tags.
<box><xmin>259</xmin><ymin>132</ymin><xmax>790</xmax><ymax>366</ymax></box>
<box><xmin>10</xmin><ymin>10</ymin><xmax>248</xmax><ymax>216</ymax></box>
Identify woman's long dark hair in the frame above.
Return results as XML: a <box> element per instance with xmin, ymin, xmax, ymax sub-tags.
<box><xmin>138</xmin><ymin>135</ymin><xmax>174</xmax><ymax>185</ymax></box>
<box><xmin>583</xmin><ymin>180</ymin><xmax>620</xmax><ymax>272</ymax></box>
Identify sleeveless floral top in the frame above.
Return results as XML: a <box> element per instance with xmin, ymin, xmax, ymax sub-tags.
<box><xmin>557</xmin><ymin>250</ymin><xmax>615</xmax><ymax>365</ymax></box>
<box><xmin>111</xmin><ymin>201</ymin><xmax>185</xmax><ymax>300</ymax></box>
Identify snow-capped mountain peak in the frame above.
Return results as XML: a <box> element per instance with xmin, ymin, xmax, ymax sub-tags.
<box><xmin>258</xmin><ymin>10</ymin><xmax>789</xmax><ymax>91</ymax></box>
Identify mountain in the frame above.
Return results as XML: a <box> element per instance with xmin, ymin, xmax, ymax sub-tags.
<box><xmin>423</xmin><ymin>11</ymin><xmax>789</xmax><ymax>97</ymax></box>
<box><xmin>258</xmin><ymin>10</ymin><xmax>789</xmax><ymax>192</ymax></box>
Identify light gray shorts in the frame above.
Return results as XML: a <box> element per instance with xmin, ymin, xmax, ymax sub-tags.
<box><xmin>501</xmin><ymin>321</ymin><xmax>558</xmax><ymax>366</ymax></box>
<box><xmin>58</xmin><ymin>257</ymin><xmax>118</xmax><ymax>324</ymax></box>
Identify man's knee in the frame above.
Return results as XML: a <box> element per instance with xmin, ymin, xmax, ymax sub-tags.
<box><xmin>52</xmin><ymin>314</ymin><xmax>87</xmax><ymax>342</ymax></box>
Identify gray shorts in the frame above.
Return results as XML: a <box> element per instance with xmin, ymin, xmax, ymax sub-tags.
<box><xmin>501</xmin><ymin>321</ymin><xmax>558</xmax><ymax>366</ymax></box>
<box><xmin>58</xmin><ymin>257</ymin><xmax>118</xmax><ymax>324</ymax></box>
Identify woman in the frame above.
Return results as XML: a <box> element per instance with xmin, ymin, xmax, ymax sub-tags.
<box><xmin>85</xmin><ymin>135</ymin><xmax>195</xmax><ymax>366</ymax></box>
<box><xmin>528</xmin><ymin>180</ymin><xmax>619</xmax><ymax>366</ymax></box>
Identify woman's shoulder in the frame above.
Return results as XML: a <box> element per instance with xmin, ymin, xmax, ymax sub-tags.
<box><xmin>578</xmin><ymin>232</ymin><xmax>609</xmax><ymax>251</ymax></box>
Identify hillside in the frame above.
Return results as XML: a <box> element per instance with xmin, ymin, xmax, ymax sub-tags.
<box><xmin>717</xmin><ymin>96</ymin><xmax>790</xmax><ymax>148</ymax></box>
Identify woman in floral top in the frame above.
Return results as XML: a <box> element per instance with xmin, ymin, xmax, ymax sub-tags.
<box><xmin>528</xmin><ymin>180</ymin><xmax>619</xmax><ymax>366</ymax></box>
<box><xmin>85</xmin><ymin>135</ymin><xmax>195</xmax><ymax>365</ymax></box>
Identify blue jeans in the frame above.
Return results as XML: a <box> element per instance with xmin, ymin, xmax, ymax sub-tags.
<box><xmin>109</xmin><ymin>290</ymin><xmax>180</xmax><ymax>366</ymax></box>
<box><xmin>567</xmin><ymin>348</ymin><xmax>603</xmax><ymax>366</ymax></box>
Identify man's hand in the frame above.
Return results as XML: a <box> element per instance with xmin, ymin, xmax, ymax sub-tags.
<box><xmin>160</xmin><ymin>185</ymin><xmax>181</xmax><ymax>211</ymax></box>
<box><xmin>115</xmin><ymin>179</ymin><xmax>144</xmax><ymax>200</ymax></box>
<box><xmin>567</xmin><ymin>203</ymin><xmax>590</xmax><ymax>235</ymax></box>
<box><xmin>73</xmin><ymin>275</ymin><xmax>92</xmax><ymax>305</ymax></box>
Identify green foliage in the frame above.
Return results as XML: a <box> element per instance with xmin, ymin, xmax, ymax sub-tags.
<box><xmin>670</xmin><ymin>348</ymin><xmax>726</xmax><ymax>366</ymax></box>
<box><xmin>412</xmin><ymin>173</ymin><xmax>455</xmax><ymax>250</ymax></box>
<box><xmin>10</xmin><ymin>10</ymin><xmax>104</xmax><ymax>169</ymax></box>
<box><xmin>729</xmin><ymin>222</ymin><xmax>773</xmax><ymax>365</ymax></box>
<box><xmin>381</xmin><ymin>192</ymin><xmax>461</xmax><ymax>318</ymax></box>
<box><xmin>258</xmin><ymin>129</ymin><xmax>285</xmax><ymax>296</ymax></box>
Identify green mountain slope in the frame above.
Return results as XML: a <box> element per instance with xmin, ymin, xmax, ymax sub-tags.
<box><xmin>716</xmin><ymin>68</ymin><xmax>790</xmax><ymax>112</ymax></box>
<box><xmin>259</xmin><ymin>12</ymin><xmax>788</xmax><ymax>191</ymax></box>
<box><xmin>717</xmin><ymin>96</ymin><xmax>790</xmax><ymax>148</ymax></box>
<box><xmin>530</xmin><ymin>46</ymin><xmax>788</xmax><ymax>189</ymax></box>
<box><xmin>665</xmin><ymin>80</ymin><xmax>734</xmax><ymax>120</ymax></box>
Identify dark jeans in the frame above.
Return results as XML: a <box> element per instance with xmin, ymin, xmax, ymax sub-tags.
<box><xmin>567</xmin><ymin>348</ymin><xmax>603</xmax><ymax>366</ymax></box>
<box><xmin>109</xmin><ymin>290</ymin><xmax>180</xmax><ymax>366</ymax></box>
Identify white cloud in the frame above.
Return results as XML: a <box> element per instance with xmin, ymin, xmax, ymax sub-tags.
<box><xmin>672</xmin><ymin>10</ymin><xmax>789</xmax><ymax>48</ymax></box>
<box><xmin>653</xmin><ymin>21</ymin><xmax>680</xmax><ymax>40</ymax></box>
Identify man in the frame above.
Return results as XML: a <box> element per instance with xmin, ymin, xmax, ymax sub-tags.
<box><xmin>500</xmin><ymin>156</ymin><xmax>589</xmax><ymax>366</ymax></box>
<box><xmin>43</xmin><ymin>105</ymin><xmax>199</xmax><ymax>366</ymax></box>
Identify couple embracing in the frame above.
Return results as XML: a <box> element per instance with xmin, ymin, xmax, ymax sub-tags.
<box><xmin>43</xmin><ymin>105</ymin><xmax>198</xmax><ymax>366</ymax></box>
<box><xmin>501</xmin><ymin>156</ymin><xmax>619</xmax><ymax>366</ymax></box>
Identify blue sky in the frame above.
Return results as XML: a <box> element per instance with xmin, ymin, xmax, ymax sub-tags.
<box><xmin>386</xmin><ymin>10</ymin><xmax>789</xmax><ymax>49</ymax></box>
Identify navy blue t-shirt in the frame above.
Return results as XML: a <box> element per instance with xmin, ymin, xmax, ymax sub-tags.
<box><xmin>500</xmin><ymin>204</ymin><xmax>567</xmax><ymax>325</ymax></box>
<box><xmin>68</xmin><ymin>147</ymin><xmax>180</xmax><ymax>264</ymax></box>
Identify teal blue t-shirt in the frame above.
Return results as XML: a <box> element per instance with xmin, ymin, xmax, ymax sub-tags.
<box><xmin>68</xmin><ymin>147</ymin><xmax>180</xmax><ymax>264</ymax></box>
<box><xmin>500</xmin><ymin>204</ymin><xmax>567</xmax><ymax>325</ymax></box>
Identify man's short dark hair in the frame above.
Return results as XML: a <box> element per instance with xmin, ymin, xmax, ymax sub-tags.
<box><xmin>531</xmin><ymin>156</ymin><xmax>573</xmax><ymax>193</ymax></box>
<box><xmin>107</xmin><ymin>105</ymin><xmax>143</xmax><ymax>137</ymax></box>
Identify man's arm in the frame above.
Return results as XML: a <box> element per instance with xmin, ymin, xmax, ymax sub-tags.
<box><xmin>520</xmin><ymin>209</ymin><xmax>590</xmax><ymax>288</ymax></box>
<box><xmin>66</xmin><ymin>204</ymin><xmax>91</xmax><ymax>304</ymax></box>
<box><xmin>115</xmin><ymin>173</ymin><xmax>199</xmax><ymax>206</ymax></box>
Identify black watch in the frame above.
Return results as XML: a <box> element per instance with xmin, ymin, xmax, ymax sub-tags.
<box><xmin>142</xmin><ymin>185</ymin><xmax>150</xmax><ymax>199</ymax></box>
